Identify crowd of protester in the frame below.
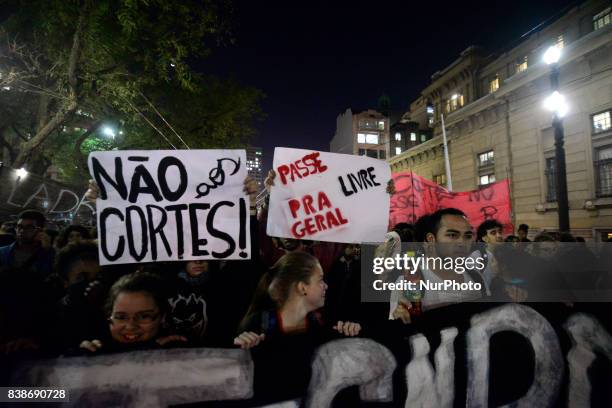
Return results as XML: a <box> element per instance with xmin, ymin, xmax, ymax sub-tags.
<box><xmin>1</xmin><ymin>172</ymin><xmax>612</xmax><ymax>405</ymax></box>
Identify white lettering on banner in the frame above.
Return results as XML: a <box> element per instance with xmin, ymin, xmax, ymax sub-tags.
<box><xmin>88</xmin><ymin>150</ymin><xmax>250</xmax><ymax>265</ymax></box>
<box><xmin>11</xmin><ymin>306</ymin><xmax>612</xmax><ymax>407</ymax></box>
<box><xmin>267</xmin><ymin>147</ymin><xmax>391</xmax><ymax>243</ymax></box>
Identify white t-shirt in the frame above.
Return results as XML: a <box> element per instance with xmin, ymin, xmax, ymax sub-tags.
<box><xmin>388</xmin><ymin>267</ymin><xmax>482</xmax><ymax>318</ymax></box>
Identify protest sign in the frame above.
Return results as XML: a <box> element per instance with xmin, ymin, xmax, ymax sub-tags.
<box><xmin>267</xmin><ymin>147</ymin><xmax>391</xmax><ymax>243</ymax></box>
<box><xmin>389</xmin><ymin>171</ymin><xmax>513</xmax><ymax>233</ymax></box>
<box><xmin>88</xmin><ymin>150</ymin><xmax>250</xmax><ymax>265</ymax></box>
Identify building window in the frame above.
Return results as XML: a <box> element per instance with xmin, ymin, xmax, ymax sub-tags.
<box><xmin>357</xmin><ymin>133</ymin><xmax>379</xmax><ymax>144</ymax></box>
<box><xmin>593</xmin><ymin>110</ymin><xmax>611</xmax><ymax>134</ymax></box>
<box><xmin>359</xmin><ymin>119</ymin><xmax>378</xmax><ymax>130</ymax></box>
<box><xmin>594</xmin><ymin>7</ymin><xmax>611</xmax><ymax>31</ymax></box>
<box><xmin>478</xmin><ymin>150</ymin><xmax>494</xmax><ymax>167</ymax></box>
<box><xmin>434</xmin><ymin>174</ymin><xmax>447</xmax><ymax>187</ymax></box>
<box><xmin>410</xmin><ymin>132</ymin><xmax>416</xmax><ymax>141</ymax></box>
<box><xmin>366</xmin><ymin>149</ymin><xmax>378</xmax><ymax>158</ymax></box>
<box><xmin>358</xmin><ymin>148</ymin><xmax>365</xmax><ymax>156</ymax></box>
<box><xmin>446</xmin><ymin>94</ymin><xmax>464</xmax><ymax>113</ymax></box>
<box><xmin>395</xmin><ymin>132</ymin><xmax>402</xmax><ymax>141</ymax></box>
<box><xmin>489</xmin><ymin>76</ymin><xmax>500</xmax><ymax>93</ymax></box>
<box><xmin>379</xmin><ymin>150</ymin><xmax>386</xmax><ymax>159</ymax></box>
<box><xmin>395</xmin><ymin>147</ymin><xmax>402</xmax><ymax>155</ymax></box>
<box><xmin>420</xmin><ymin>134</ymin><xmax>427</xmax><ymax>142</ymax></box>
<box><xmin>378</xmin><ymin>120</ymin><xmax>385</xmax><ymax>130</ymax></box>
<box><xmin>595</xmin><ymin>147</ymin><xmax>612</xmax><ymax>197</ymax></box>
<box><xmin>516</xmin><ymin>56</ymin><xmax>528</xmax><ymax>73</ymax></box>
<box><xmin>545</xmin><ymin>157</ymin><xmax>556</xmax><ymax>202</ymax></box>
<box><xmin>479</xmin><ymin>174</ymin><xmax>495</xmax><ymax>186</ymax></box>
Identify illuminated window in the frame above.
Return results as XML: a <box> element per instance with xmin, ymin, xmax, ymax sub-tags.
<box><xmin>479</xmin><ymin>174</ymin><xmax>495</xmax><ymax>186</ymax></box>
<box><xmin>420</xmin><ymin>134</ymin><xmax>427</xmax><ymax>142</ymax></box>
<box><xmin>516</xmin><ymin>56</ymin><xmax>528</xmax><ymax>73</ymax></box>
<box><xmin>594</xmin><ymin>7</ymin><xmax>611</xmax><ymax>31</ymax></box>
<box><xmin>395</xmin><ymin>147</ymin><xmax>402</xmax><ymax>155</ymax></box>
<box><xmin>378</xmin><ymin>120</ymin><xmax>385</xmax><ymax>130</ymax></box>
<box><xmin>446</xmin><ymin>94</ymin><xmax>464</xmax><ymax>113</ymax></box>
<box><xmin>395</xmin><ymin>132</ymin><xmax>401</xmax><ymax>141</ymax></box>
<box><xmin>410</xmin><ymin>132</ymin><xmax>416</xmax><ymax>141</ymax></box>
<box><xmin>592</xmin><ymin>110</ymin><xmax>611</xmax><ymax>134</ymax></box>
<box><xmin>478</xmin><ymin>150</ymin><xmax>495</xmax><ymax>167</ymax></box>
<box><xmin>489</xmin><ymin>76</ymin><xmax>499</xmax><ymax>93</ymax></box>
<box><xmin>357</xmin><ymin>133</ymin><xmax>366</xmax><ymax>143</ymax></box>
<box><xmin>366</xmin><ymin>133</ymin><xmax>379</xmax><ymax>144</ymax></box>
<box><xmin>434</xmin><ymin>174</ymin><xmax>447</xmax><ymax>187</ymax></box>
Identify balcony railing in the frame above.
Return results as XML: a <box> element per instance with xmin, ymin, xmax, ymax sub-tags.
<box><xmin>595</xmin><ymin>159</ymin><xmax>612</xmax><ymax>197</ymax></box>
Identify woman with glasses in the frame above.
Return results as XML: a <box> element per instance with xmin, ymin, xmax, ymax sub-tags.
<box><xmin>79</xmin><ymin>272</ymin><xmax>186</xmax><ymax>353</ymax></box>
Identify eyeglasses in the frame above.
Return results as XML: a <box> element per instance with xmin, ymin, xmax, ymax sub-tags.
<box><xmin>108</xmin><ymin>311</ymin><xmax>160</xmax><ymax>326</ymax></box>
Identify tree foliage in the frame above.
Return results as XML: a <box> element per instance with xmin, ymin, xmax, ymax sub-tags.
<box><xmin>0</xmin><ymin>0</ymin><xmax>264</xmax><ymax>184</ymax></box>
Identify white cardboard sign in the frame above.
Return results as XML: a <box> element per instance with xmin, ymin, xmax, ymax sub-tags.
<box><xmin>266</xmin><ymin>147</ymin><xmax>391</xmax><ymax>243</ymax></box>
<box><xmin>88</xmin><ymin>150</ymin><xmax>250</xmax><ymax>265</ymax></box>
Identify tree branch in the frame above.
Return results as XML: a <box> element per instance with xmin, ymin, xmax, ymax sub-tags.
<box><xmin>74</xmin><ymin>120</ymin><xmax>102</xmax><ymax>172</ymax></box>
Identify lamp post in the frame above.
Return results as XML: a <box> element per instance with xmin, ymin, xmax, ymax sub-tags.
<box><xmin>543</xmin><ymin>46</ymin><xmax>570</xmax><ymax>232</ymax></box>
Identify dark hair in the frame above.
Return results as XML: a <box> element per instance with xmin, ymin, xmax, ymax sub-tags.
<box><xmin>518</xmin><ymin>224</ymin><xmax>529</xmax><ymax>232</ymax></box>
<box><xmin>18</xmin><ymin>210</ymin><xmax>46</xmax><ymax>228</ymax></box>
<box><xmin>477</xmin><ymin>219</ymin><xmax>503</xmax><ymax>242</ymax></box>
<box><xmin>504</xmin><ymin>235</ymin><xmax>520</xmax><ymax>242</ymax></box>
<box><xmin>575</xmin><ymin>236</ymin><xmax>586</xmax><ymax>243</ymax></box>
<box><xmin>240</xmin><ymin>251</ymin><xmax>320</xmax><ymax>330</ymax></box>
<box><xmin>105</xmin><ymin>272</ymin><xmax>168</xmax><ymax>316</ymax></box>
<box><xmin>54</xmin><ymin>241</ymin><xmax>99</xmax><ymax>280</ymax></box>
<box><xmin>419</xmin><ymin>208</ymin><xmax>467</xmax><ymax>241</ymax></box>
<box><xmin>534</xmin><ymin>233</ymin><xmax>555</xmax><ymax>242</ymax></box>
<box><xmin>392</xmin><ymin>223</ymin><xmax>415</xmax><ymax>242</ymax></box>
<box><xmin>56</xmin><ymin>225</ymin><xmax>90</xmax><ymax>249</ymax></box>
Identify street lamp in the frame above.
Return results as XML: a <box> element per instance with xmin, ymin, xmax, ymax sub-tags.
<box><xmin>102</xmin><ymin>126</ymin><xmax>116</xmax><ymax>139</ymax></box>
<box><xmin>543</xmin><ymin>45</ymin><xmax>570</xmax><ymax>232</ymax></box>
<box><xmin>16</xmin><ymin>167</ymin><xmax>28</xmax><ymax>179</ymax></box>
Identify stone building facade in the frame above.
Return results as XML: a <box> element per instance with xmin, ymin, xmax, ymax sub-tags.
<box><xmin>389</xmin><ymin>0</ymin><xmax>612</xmax><ymax>240</ymax></box>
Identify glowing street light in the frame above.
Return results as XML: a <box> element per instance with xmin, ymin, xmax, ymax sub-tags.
<box><xmin>543</xmin><ymin>45</ymin><xmax>561</xmax><ymax>65</ymax></box>
<box><xmin>16</xmin><ymin>167</ymin><xmax>28</xmax><ymax>179</ymax></box>
<box><xmin>544</xmin><ymin>91</ymin><xmax>569</xmax><ymax>118</ymax></box>
<box><xmin>543</xmin><ymin>44</ymin><xmax>569</xmax><ymax>232</ymax></box>
<box><xmin>102</xmin><ymin>126</ymin><xmax>116</xmax><ymax>138</ymax></box>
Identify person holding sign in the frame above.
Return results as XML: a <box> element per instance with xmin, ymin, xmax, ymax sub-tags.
<box><xmin>234</xmin><ymin>251</ymin><xmax>361</xmax><ymax>349</ymax></box>
<box><xmin>233</xmin><ymin>251</ymin><xmax>361</xmax><ymax>404</ymax></box>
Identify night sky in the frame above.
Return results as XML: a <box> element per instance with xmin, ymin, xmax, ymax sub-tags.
<box><xmin>203</xmin><ymin>0</ymin><xmax>580</xmax><ymax>173</ymax></box>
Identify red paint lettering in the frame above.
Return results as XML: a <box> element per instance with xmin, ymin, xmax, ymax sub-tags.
<box><xmin>317</xmin><ymin>191</ymin><xmax>332</xmax><ymax>210</ymax></box>
<box><xmin>278</xmin><ymin>165</ymin><xmax>290</xmax><ymax>185</ymax></box>
<box><xmin>314</xmin><ymin>214</ymin><xmax>326</xmax><ymax>231</ymax></box>
<box><xmin>304</xmin><ymin>218</ymin><xmax>317</xmax><ymax>235</ymax></box>
<box><xmin>335</xmin><ymin>208</ymin><xmax>349</xmax><ymax>224</ymax></box>
<box><xmin>288</xmin><ymin>199</ymin><xmax>301</xmax><ymax>219</ymax></box>
<box><xmin>303</xmin><ymin>194</ymin><xmax>316</xmax><ymax>215</ymax></box>
<box><xmin>291</xmin><ymin>221</ymin><xmax>306</xmax><ymax>238</ymax></box>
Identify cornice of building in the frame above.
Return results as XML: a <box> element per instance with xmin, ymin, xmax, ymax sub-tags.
<box><xmin>443</xmin><ymin>23</ymin><xmax>612</xmax><ymax>128</ymax></box>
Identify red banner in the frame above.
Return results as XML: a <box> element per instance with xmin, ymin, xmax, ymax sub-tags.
<box><xmin>389</xmin><ymin>171</ymin><xmax>513</xmax><ymax>234</ymax></box>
